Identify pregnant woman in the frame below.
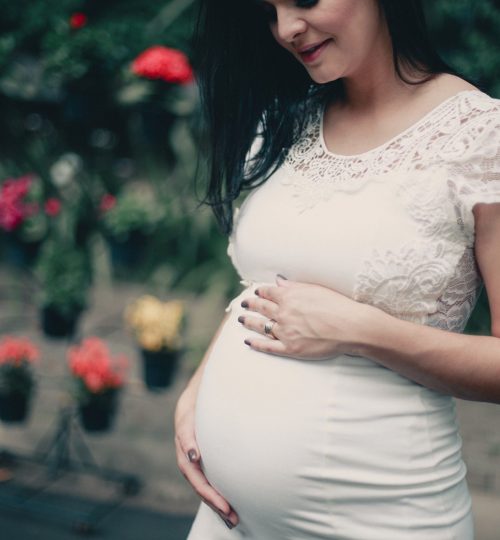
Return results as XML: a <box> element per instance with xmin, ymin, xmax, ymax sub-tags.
<box><xmin>175</xmin><ymin>0</ymin><xmax>500</xmax><ymax>538</ymax></box>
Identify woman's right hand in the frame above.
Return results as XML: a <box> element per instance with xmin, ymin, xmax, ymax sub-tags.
<box><xmin>174</xmin><ymin>386</ymin><xmax>239</xmax><ymax>529</ymax></box>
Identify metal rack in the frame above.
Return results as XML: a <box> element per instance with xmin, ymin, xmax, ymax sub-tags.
<box><xmin>0</xmin><ymin>405</ymin><xmax>141</xmax><ymax>535</ymax></box>
<box><xmin>0</xmin><ymin>266</ymin><xmax>142</xmax><ymax>534</ymax></box>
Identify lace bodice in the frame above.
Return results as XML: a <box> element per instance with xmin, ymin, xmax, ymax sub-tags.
<box><xmin>227</xmin><ymin>90</ymin><xmax>500</xmax><ymax>333</ymax></box>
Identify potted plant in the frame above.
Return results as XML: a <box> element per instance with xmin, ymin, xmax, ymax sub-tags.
<box><xmin>67</xmin><ymin>337</ymin><xmax>128</xmax><ymax>433</ymax></box>
<box><xmin>0</xmin><ymin>336</ymin><xmax>38</xmax><ymax>423</ymax></box>
<box><xmin>0</xmin><ymin>174</ymin><xmax>53</xmax><ymax>267</ymax></box>
<box><xmin>124</xmin><ymin>295</ymin><xmax>185</xmax><ymax>390</ymax></box>
<box><xmin>99</xmin><ymin>182</ymin><xmax>165</xmax><ymax>271</ymax></box>
<box><xmin>125</xmin><ymin>45</ymin><xmax>196</xmax><ymax>143</ymax></box>
<box><xmin>35</xmin><ymin>239</ymin><xmax>92</xmax><ymax>338</ymax></box>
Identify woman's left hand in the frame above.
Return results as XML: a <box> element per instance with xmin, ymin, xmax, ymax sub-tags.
<box><xmin>239</xmin><ymin>275</ymin><xmax>379</xmax><ymax>360</ymax></box>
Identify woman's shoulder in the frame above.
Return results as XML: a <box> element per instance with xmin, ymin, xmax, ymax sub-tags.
<box><xmin>427</xmin><ymin>73</ymin><xmax>478</xmax><ymax>95</ymax></box>
<box><xmin>415</xmin><ymin>73</ymin><xmax>497</xmax><ymax>112</ymax></box>
<box><xmin>428</xmin><ymin>74</ymin><xmax>499</xmax><ymax>116</ymax></box>
<box><xmin>420</xmin><ymin>75</ymin><xmax>499</xmax><ymax>158</ymax></box>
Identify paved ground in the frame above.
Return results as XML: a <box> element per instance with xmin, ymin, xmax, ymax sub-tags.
<box><xmin>0</xmin><ymin>493</ymin><xmax>194</xmax><ymax>539</ymax></box>
<box><xmin>1</xmin><ymin>262</ymin><xmax>500</xmax><ymax>539</ymax></box>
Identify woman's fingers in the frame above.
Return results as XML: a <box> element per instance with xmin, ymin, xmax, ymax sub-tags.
<box><xmin>244</xmin><ymin>335</ymin><xmax>289</xmax><ymax>356</ymax></box>
<box><xmin>241</xmin><ymin>295</ymin><xmax>279</xmax><ymax>320</ymax></box>
<box><xmin>174</xmin><ymin>392</ymin><xmax>239</xmax><ymax>527</ymax></box>
<box><xmin>176</xmin><ymin>421</ymin><xmax>202</xmax><ymax>464</ymax></box>
<box><xmin>238</xmin><ymin>314</ymin><xmax>278</xmax><ymax>338</ymax></box>
<box><xmin>174</xmin><ymin>435</ymin><xmax>239</xmax><ymax>526</ymax></box>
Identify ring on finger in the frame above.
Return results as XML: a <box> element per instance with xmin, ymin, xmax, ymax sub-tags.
<box><xmin>264</xmin><ymin>318</ymin><xmax>278</xmax><ymax>339</ymax></box>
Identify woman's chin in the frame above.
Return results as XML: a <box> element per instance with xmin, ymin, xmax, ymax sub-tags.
<box><xmin>307</xmin><ymin>68</ymin><xmax>342</xmax><ymax>85</ymax></box>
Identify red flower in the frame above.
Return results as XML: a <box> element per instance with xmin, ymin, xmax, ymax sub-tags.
<box><xmin>68</xmin><ymin>337</ymin><xmax>128</xmax><ymax>394</ymax></box>
<box><xmin>0</xmin><ymin>201</ymin><xmax>24</xmax><ymax>231</ymax></box>
<box><xmin>0</xmin><ymin>175</ymin><xmax>38</xmax><ymax>232</ymax></box>
<box><xmin>0</xmin><ymin>336</ymin><xmax>39</xmax><ymax>367</ymax></box>
<box><xmin>70</xmin><ymin>12</ymin><xmax>87</xmax><ymax>30</ymax></box>
<box><xmin>131</xmin><ymin>46</ymin><xmax>194</xmax><ymax>85</ymax></box>
<box><xmin>44</xmin><ymin>198</ymin><xmax>62</xmax><ymax>217</ymax></box>
<box><xmin>99</xmin><ymin>193</ymin><xmax>116</xmax><ymax>213</ymax></box>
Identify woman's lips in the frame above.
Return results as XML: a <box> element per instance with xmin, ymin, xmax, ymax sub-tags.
<box><xmin>299</xmin><ymin>39</ymin><xmax>332</xmax><ymax>64</ymax></box>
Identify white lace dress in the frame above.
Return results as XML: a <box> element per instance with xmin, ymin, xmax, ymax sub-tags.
<box><xmin>187</xmin><ymin>89</ymin><xmax>500</xmax><ymax>539</ymax></box>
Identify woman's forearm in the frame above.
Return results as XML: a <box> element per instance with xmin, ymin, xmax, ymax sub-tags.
<box><xmin>354</xmin><ymin>308</ymin><xmax>500</xmax><ymax>404</ymax></box>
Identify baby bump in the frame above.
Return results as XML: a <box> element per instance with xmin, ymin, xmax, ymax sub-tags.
<box><xmin>194</xmin><ymin>311</ymin><xmax>468</xmax><ymax>535</ymax></box>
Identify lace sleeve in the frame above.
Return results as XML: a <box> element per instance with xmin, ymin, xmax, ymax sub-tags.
<box><xmin>447</xmin><ymin>108</ymin><xmax>500</xmax><ymax>244</ymax></box>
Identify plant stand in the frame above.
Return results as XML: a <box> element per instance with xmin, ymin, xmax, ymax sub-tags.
<box><xmin>0</xmin><ymin>405</ymin><xmax>141</xmax><ymax>534</ymax></box>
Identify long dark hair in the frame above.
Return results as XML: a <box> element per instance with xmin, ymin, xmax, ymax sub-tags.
<box><xmin>193</xmin><ymin>0</ymin><xmax>464</xmax><ymax>235</ymax></box>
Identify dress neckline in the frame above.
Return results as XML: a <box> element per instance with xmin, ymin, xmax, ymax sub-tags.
<box><xmin>318</xmin><ymin>89</ymin><xmax>484</xmax><ymax>160</ymax></box>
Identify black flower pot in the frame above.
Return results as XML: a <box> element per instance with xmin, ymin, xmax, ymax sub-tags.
<box><xmin>107</xmin><ymin>230</ymin><xmax>147</xmax><ymax>270</ymax></box>
<box><xmin>0</xmin><ymin>392</ymin><xmax>30</xmax><ymax>423</ymax></box>
<box><xmin>5</xmin><ymin>236</ymin><xmax>43</xmax><ymax>268</ymax></box>
<box><xmin>78</xmin><ymin>389</ymin><xmax>118</xmax><ymax>433</ymax></box>
<box><xmin>41</xmin><ymin>305</ymin><xmax>81</xmax><ymax>339</ymax></box>
<box><xmin>141</xmin><ymin>348</ymin><xmax>180</xmax><ymax>391</ymax></box>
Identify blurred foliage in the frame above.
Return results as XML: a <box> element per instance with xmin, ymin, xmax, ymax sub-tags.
<box><xmin>35</xmin><ymin>238</ymin><xmax>93</xmax><ymax>315</ymax></box>
<box><xmin>100</xmin><ymin>183</ymin><xmax>166</xmax><ymax>240</ymax></box>
<box><xmin>0</xmin><ymin>0</ymin><xmax>242</xmax><ymax>308</ymax></box>
<box><xmin>0</xmin><ymin>0</ymin><xmax>498</xmax><ymax>334</ymax></box>
<box><xmin>425</xmin><ymin>0</ymin><xmax>500</xmax><ymax>96</ymax></box>
<box><xmin>0</xmin><ymin>0</ymin><xmax>196</xmax><ymax>89</ymax></box>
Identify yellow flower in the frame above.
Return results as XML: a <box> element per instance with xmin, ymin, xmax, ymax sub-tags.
<box><xmin>138</xmin><ymin>329</ymin><xmax>164</xmax><ymax>351</ymax></box>
<box><xmin>124</xmin><ymin>296</ymin><xmax>185</xmax><ymax>351</ymax></box>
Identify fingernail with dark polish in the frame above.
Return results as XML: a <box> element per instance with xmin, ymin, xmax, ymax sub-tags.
<box><xmin>241</xmin><ymin>300</ymin><xmax>248</xmax><ymax>308</ymax></box>
<box><xmin>244</xmin><ymin>339</ymin><xmax>251</xmax><ymax>346</ymax></box>
<box><xmin>254</xmin><ymin>288</ymin><xmax>260</xmax><ymax>296</ymax></box>
<box><xmin>223</xmin><ymin>518</ymin><xmax>234</xmax><ymax>529</ymax></box>
<box><xmin>187</xmin><ymin>449</ymin><xmax>197</xmax><ymax>462</ymax></box>
<box><xmin>238</xmin><ymin>316</ymin><xmax>245</xmax><ymax>324</ymax></box>
<box><xmin>277</xmin><ymin>273</ymin><xmax>288</xmax><ymax>280</ymax></box>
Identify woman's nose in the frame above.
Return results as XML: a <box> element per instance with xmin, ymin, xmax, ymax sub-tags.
<box><xmin>275</xmin><ymin>8</ymin><xmax>307</xmax><ymax>43</ymax></box>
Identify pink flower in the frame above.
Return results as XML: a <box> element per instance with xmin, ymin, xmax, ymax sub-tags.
<box><xmin>2</xmin><ymin>175</ymin><xmax>33</xmax><ymax>200</ymax></box>
<box><xmin>0</xmin><ymin>336</ymin><xmax>39</xmax><ymax>367</ymax></box>
<box><xmin>0</xmin><ymin>201</ymin><xmax>24</xmax><ymax>231</ymax></box>
<box><xmin>0</xmin><ymin>175</ymin><xmax>39</xmax><ymax>231</ymax></box>
<box><xmin>70</xmin><ymin>12</ymin><xmax>87</xmax><ymax>30</ymax></box>
<box><xmin>44</xmin><ymin>198</ymin><xmax>62</xmax><ymax>217</ymax></box>
<box><xmin>99</xmin><ymin>194</ymin><xmax>116</xmax><ymax>213</ymax></box>
<box><xmin>67</xmin><ymin>337</ymin><xmax>128</xmax><ymax>394</ymax></box>
<box><xmin>84</xmin><ymin>372</ymin><xmax>105</xmax><ymax>393</ymax></box>
<box><xmin>131</xmin><ymin>46</ymin><xmax>194</xmax><ymax>85</ymax></box>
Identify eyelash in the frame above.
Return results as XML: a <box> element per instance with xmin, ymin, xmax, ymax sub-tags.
<box><xmin>260</xmin><ymin>0</ymin><xmax>319</xmax><ymax>23</ymax></box>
